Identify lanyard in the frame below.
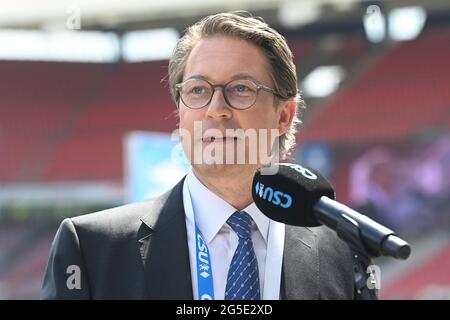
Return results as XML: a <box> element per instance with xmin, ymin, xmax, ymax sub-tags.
<box><xmin>194</xmin><ymin>221</ymin><xmax>215</xmax><ymax>300</ymax></box>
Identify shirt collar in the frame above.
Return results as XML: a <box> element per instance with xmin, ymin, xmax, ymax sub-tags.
<box><xmin>186</xmin><ymin>168</ymin><xmax>270</xmax><ymax>244</ymax></box>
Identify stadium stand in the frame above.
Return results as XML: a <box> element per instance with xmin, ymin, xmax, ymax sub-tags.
<box><xmin>0</xmin><ymin>229</ymin><xmax>56</xmax><ymax>299</ymax></box>
<box><xmin>0</xmin><ymin>61</ymin><xmax>110</xmax><ymax>182</ymax></box>
<box><xmin>300</xmin><ymin>26</ymin><xmax>450</xmax><ymax>144</ymax></box>
<box><xmin>44</xmin><ymin>61</ymin><xmax>177</xmax><ymax>181</ymax></box>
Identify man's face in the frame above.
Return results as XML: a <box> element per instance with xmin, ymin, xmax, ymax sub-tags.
<box><xmin>178</xmin><ymin>36</ymin><xmax>292</xmax><ymax>177</ymax></box>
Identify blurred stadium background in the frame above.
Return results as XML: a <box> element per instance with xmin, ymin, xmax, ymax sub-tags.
<box><xmin>0</xmin><ymin>0</ymin><xmax>449</xmax><ymax>299</ymax></box>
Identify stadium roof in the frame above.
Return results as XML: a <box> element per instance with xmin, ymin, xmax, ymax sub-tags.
<box><xmin>1</xmin><ymin>0</ymin><xmax>449</xmax><ymax>31</ymax></box>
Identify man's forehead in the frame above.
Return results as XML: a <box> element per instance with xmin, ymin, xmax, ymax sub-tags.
<box><xmin>183</xmin><ymin>36</ymin><xmax>272</xmax><ymax>83</ymax></box>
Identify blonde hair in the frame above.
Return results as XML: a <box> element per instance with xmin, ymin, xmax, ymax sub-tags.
<box><xmin>168</xmin><ymin>11</ymin><xmax>305</xmax><ymax>158</ymax></box>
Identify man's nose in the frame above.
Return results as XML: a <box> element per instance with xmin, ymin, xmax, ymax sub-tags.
<box><xmin>205</xmin><ymin>87</ymin><xmax>233</xmax><ymax>119</ymax></box>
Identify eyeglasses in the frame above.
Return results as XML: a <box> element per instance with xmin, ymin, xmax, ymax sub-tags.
<box><xmin>174</xmin><ymin>77</ymin><xmax>281</xmax><ymax>110</ymax></box>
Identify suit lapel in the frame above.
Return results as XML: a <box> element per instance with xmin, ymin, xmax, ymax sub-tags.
<box><xmin>281</xmin><ymin>226</ymin><xmax>319</xmax><ymax>300</ymax></box>
<box><xmin>138</xmin><ymin>178</ymin><xmax>193</xmax><ymax>299</ymax></box>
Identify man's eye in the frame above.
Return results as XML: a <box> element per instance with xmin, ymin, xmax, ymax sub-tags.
<box><xmin>190</xmin><ymin>86</ymin><xmax>206</xmax><ymax>94</ymax></box>
<box><xmin>234</xmin><ymin>85</ymin><xmax>250</xmax><ymax>92</ymax></box>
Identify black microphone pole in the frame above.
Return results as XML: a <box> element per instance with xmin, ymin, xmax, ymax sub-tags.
<box><xmin>315</xmin><ymin>198</ymin><xmax>377</xmax><ymax>299</ymax></box>
<box><xmin>314</xmin><ymin>196</ymin><xmax>411</xmax><ymax>259</ymax></box>
<box><xmin>314</xmin><ymin>196</ymin><xmax>410</xmax><ymax>299</ymax></box>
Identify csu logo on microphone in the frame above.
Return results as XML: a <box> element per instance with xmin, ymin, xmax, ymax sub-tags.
<box><xmin>255</xmin><ymin>182</ymin><xmax>292</xmax><ymax>208</ymax></box>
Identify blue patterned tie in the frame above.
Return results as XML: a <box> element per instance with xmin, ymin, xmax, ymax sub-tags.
<box><xmin>225</xmin><ymin>211</ymin><xmax>261</xmax><ymax>300</ymax></box>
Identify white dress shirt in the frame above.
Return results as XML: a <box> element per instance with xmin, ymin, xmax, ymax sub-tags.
<box><xmin>183</xmin><ymin>169</ymin><xmax>285</xmax><ymax>300</ymax></box>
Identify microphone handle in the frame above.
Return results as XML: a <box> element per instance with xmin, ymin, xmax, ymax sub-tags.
<box><xmin>314</xmin><ymin>196</ymin><xmax>411</xmax><ymax>259</ymax></box>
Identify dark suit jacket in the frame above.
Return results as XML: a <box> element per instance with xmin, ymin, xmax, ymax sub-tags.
<box><xmin>41</xmin><ymin>177</ymin><xmax>356</xmax><ymax>299</ymax></box>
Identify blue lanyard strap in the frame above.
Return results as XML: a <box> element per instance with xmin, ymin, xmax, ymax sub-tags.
<box><xmin>194</xmin><ymin>223</ymin><xmax>215</xmax><ymax>300</ymax></box>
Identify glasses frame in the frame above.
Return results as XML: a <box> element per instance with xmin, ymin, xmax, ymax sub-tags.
<box><xmin>174</xmin><ymin>77</ymin><xmax>282</xmax><ymax>110</ymax></box>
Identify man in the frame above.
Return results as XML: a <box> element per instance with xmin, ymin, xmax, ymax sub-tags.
<box><xmin>42</xmin><ymin>12</ymin><xmax>356</xmax><ymax>300</ymax></box>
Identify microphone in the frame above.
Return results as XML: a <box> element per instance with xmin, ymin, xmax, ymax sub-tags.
<box><xmin>252</xmin><ymin>163</ymin><xmax>411</xmax><ymax>260</ymax></box>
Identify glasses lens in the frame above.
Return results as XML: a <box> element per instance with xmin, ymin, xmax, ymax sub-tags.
<box><xmin>225</xmin><ymin>79</ymin><xmax>258</xmax><ymax>109</ymax></box>
<box><xmin>179</xmin><ymin>79</ymin><xmax>212</xmax><ymax>109</ymax></box>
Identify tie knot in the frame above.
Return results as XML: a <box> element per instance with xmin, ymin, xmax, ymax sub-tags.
<box><xmin>227</xmin><ymin>211</ymin><xmax>253</xmax><ymax>239</ymax></box>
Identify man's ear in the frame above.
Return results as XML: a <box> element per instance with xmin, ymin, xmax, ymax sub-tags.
<box><xmin>277</xmin><ymin>99</ymin><xmax>297</xmax><ymax>136</ymax></box>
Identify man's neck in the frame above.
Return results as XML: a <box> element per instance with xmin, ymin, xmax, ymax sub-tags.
<box><xmin>191</xmin><ymin>166</ymin><xmax>255</xmax><ymax>210</ymax></box>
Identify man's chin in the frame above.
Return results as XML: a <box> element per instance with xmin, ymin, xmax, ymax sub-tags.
<box><xmin>192</xmin><ymin>162</ymin><xmax>260</xmax><ymax>175</ymax></box>
<box><xmin>194</xmin><ymin>162</ymin><xmax>241</xmax><ymax>170</ymax></box>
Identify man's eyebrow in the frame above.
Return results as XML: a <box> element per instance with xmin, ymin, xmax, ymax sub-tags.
<box><xmin>184</xmin><ymin>73</ymin><xmax>258</xmax><ymax>82</ymax></box>
<box><xmin>184</xmin><ymin>74</ymin><xmax>209</xmax><ymax>82</ymax></box>
<box><xmin>229</xmin><ymin>73</ymin><xmax>257</xmax><ymax>81</ymax></box>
